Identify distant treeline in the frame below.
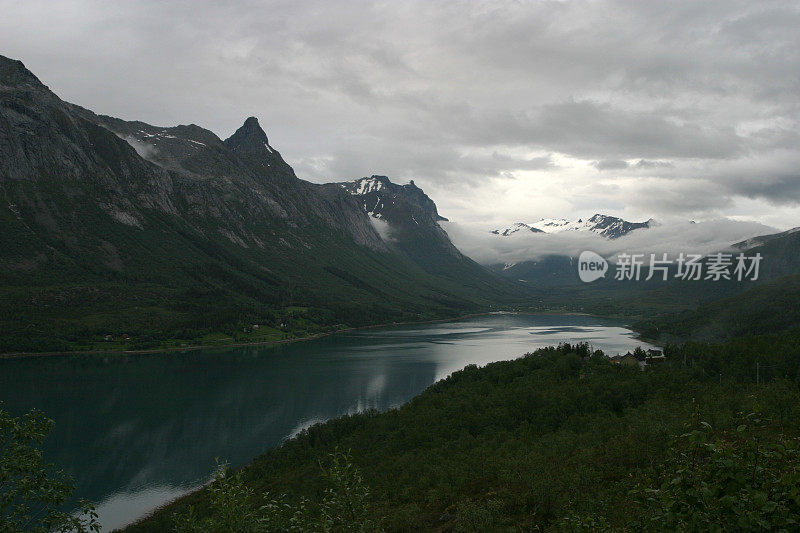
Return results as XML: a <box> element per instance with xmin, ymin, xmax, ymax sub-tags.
<box><xmin>0</xmin><ymin>279</ymin><xmax>472</xmax><ymax>354</ymax></box>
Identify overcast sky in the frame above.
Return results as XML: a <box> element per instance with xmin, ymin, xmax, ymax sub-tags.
<box><xmin>2</xmin><ymin>0</ymin><xmax>799</xmax><ymax>231</ymax></box>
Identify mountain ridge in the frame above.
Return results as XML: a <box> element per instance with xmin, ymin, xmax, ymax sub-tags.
<box><xmin>492</xmin><ymin>214</ymin><xmax>654</xmax><ymax>239</ymax></box>
<box><xmin>0</xmin><ymin>54</ymin><xmax>522</xmax><ymax>353</ymax></box>
<box><xmin>332</xmin><ymin>175</ymin><xmax>509</xmax><ymax>289</ymax></box>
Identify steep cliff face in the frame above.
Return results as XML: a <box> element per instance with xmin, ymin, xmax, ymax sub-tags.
<box><xmin>66</xmin><ymin>106</ymin><xmax>387</xmax><ymax>253</ymax></box>
<box><xmin>0</xmin><ymin>55</ymin><xmax>392</xmax><ymax>282</ymax></box>
<box><xmin>1</xmin><ymin>57</ymin><xmax>178</xmax><ymax>275</ymax></box>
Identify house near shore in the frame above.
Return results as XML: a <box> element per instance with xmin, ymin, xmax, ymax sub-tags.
<box><xmin>610</xmin><ymin>353</ymin><xmax>641</xmax><ymax>367</ymax></box>
<box><xmin>646</xmin><ymin>348</ymin><xmax>666</xmax><ymax>365</ymax></box>
<box><xmin>608</xmin><ymin>352</ymin><xmax>649</xmax><ymax>370</ymax></box>
<box><xmin>608</xmin><ymin>349</ymin><xmax>665</xmax><ymax>370</ymax></box>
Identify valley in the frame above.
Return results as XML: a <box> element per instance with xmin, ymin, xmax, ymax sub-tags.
<box><xmin>2</xmin><ymin>11</ymin><xmax>800</xmax><ymax>529</ymax></box>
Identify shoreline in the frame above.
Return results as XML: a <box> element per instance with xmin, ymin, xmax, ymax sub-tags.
<box><xmin>0</xmin><ymin>311</ymin><xmax>504</xmax><ymax>360</ymax></box>
<box><xmin>117</xmin><ymin>310</ymin><xmax>651</xmax><ymax>531</ymax></box>
<box><xmin>0</xmin><ymin>310</ymin><xmax>653</xmax><ymax>361</ymax></box>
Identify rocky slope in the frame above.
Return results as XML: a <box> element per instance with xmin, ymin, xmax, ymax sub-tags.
<box><xmin>333</xmin><ymin>175</ymin><xmax>504</xmax><ymax>289</ymax></box>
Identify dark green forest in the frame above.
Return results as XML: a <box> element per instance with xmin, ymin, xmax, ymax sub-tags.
<box><xmin>634</xmin><ymin>275</ymin><xmax>800</xmax><ymax>343</ymax></box>
<box><xmin>121</xmin><ymin>326</ymin><xmax>800</xmax><ymax>532</ymax></box>
<box><xmin>0</xmin><ymin>240</ymin><xmax>514</xmax><ymax>355</ymax></box>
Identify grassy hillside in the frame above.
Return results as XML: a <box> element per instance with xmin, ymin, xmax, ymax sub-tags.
<box><xmin>127</xmin><ymin>330</ymin><xmax>800</xmax><ymax>532</ymax></box>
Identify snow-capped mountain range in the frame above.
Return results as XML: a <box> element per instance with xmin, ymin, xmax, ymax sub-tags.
<box><xmin>491</xmin><ymin>214</ymin><xmax>654</xmax><ymax>239</ymax></box>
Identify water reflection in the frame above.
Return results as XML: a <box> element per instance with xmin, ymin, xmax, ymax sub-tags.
<box><xmin>0</xmin><ymin>313</ymin><xmax>653</xmax><ymax>530</ymax></box>
<box><xmin>92</xmin><ymin>484</ymin><xmax>196</xmax><ymax>531</ymax></box>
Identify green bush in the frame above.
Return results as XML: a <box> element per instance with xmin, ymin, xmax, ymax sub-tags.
<box><xmin>172</xmin><ymin>449</ymin><xmax>375</xmax><ymax>532</ymax></box>
<box><xmin>0</xmin><ymin>405</ymin><xmax>99</xmax><ymax>532</ymax></box>
<box><xmin>633</xmin><ymin>409</ymin><xmax>800</xmax><ymax>531</ymax></box>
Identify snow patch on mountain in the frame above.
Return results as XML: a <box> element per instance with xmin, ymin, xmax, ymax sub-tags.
<box><xmin>492</xmin><ymin>214</ymin><xmax>653</xmax><ymax>239</ymax></box>
<box><xmin>343</xmin><ymin>176</ymin><xmax>386</xmax><ymax>196</ymax></box>
<box><xmin>490</xmin><ymin>222</ymin><xmax>544</xmax><ymax>236</ymax></box>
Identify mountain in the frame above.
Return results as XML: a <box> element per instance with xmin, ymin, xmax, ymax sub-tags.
<box><xmin>731</xmin><ymin>226</ymin><xmax>800</xmax><ymax>251</ymax></box>
<box><xmin>634</xmin><ymin>274</ymin><xmax>800</xmax><ymax>342</ymax></box>
<box><xmin>630</xmin><ymin>227</ymin><xmax>800</xmax><ymax>341</ymax></box>
<box><xmin>487</xmin><ymin>215</ymin><xmax>653</xmax><ymax>287</ymax></box>
<box><xmin>337</xmin><ymin>175</ymin><xmax>447</xmax><ymax>222</ymax></box>
<box><xmin>606</xmin><ymin>225</ymin><xmax>800</xmax><ymax>321</ymax></box>
<box><xmin>333</xmin><ymin>176</ymin><xmax>512</xmax><ymax>290</ymax></box>
<box><xmin>0</xmin><ymin>55</ymin><xmax>519</xmax><ymax>353</ymax></box>
<box><xmin>491</xmin><ymin>222</ymin><xmax>545</xmax><ymax>237</ymax></box>
<box><xmin>488</xmin><ymin>219</ymin><xmax>800</xmax><ymax>316</ymax></box>
<box><xmin>492</xmin><ymin>214</ymin><xmax>654</xmax><ymax>239</ymax></box>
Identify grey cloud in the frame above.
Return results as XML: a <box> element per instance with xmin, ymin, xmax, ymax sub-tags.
<box><xmin>531</xmin><ymin>101</ymin><xmax>742</xmax><ymax>160</ymax></box>
<box><xmin>635</xmin><ymin>159</ymin><xmax>674</xmax><ymax>169</ymax></box>
<box><xmin>594</xmin><ymin>160</ymin><xmax>629</xmax><ymax>171</ymax></box>
<box><xmin>1</xmin><ymin>0</ymin><xmax>799</xmax><ymax>228</ymax></box>
<box><xmin>630</xmin><ymin>179</ymin><xmax>735</xmax><ymax>215</ymax></box>
<box><xmin>702</xmin><ymin>150</ymin><xmax>800</xmax><ymax>206</ymax></box>
<box><xmin>397</xmin><ymin>99</ymin><xmax>746</xmax><ymax>162</ymax></box>
<box><xmin>728</xmin><ymin>173</ymin><xmax>800</xmax><ymax>206</ymax></box>
<box><xmin>491</xmin><ymin>153</ymin><xmax>555</xmax><ymax>171</ymax></box>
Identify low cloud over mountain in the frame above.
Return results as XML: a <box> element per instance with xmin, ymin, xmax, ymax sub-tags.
<box><xmin>444</xmin><ymin>218</ymin><xmax>777</xmax><ymax>266</ymax></box>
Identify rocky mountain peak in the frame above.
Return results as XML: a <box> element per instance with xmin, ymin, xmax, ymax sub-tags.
<box><xmin>0</xmin><ymin>55</ymin><xmax>46</xmax><ymax>90</ymax></box>
<box><xmin>490</xmin><ymin>223</ymin><xmax>544</xmax><ymax>236</ymax></box>
<box><xmin>224</xmin><ymin>116</ymin><xmax>273</xmax><ymax>152</ymax></box>
<box><xmin>338</xmin><ymin>175</ymin><xmax>448</xmax><ymax>222</ymax></box>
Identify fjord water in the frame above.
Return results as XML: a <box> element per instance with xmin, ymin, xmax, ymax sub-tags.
<box><xmin>0</xmin><ymin>314</ymin><xmax>654</xmax><ymax>531</ymax></box>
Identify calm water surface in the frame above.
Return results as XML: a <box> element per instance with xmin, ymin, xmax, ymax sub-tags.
<box><xmin>0</xmin><ymin>313</ymin><xmax>655</xmax><ymax>530</ymax></box>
